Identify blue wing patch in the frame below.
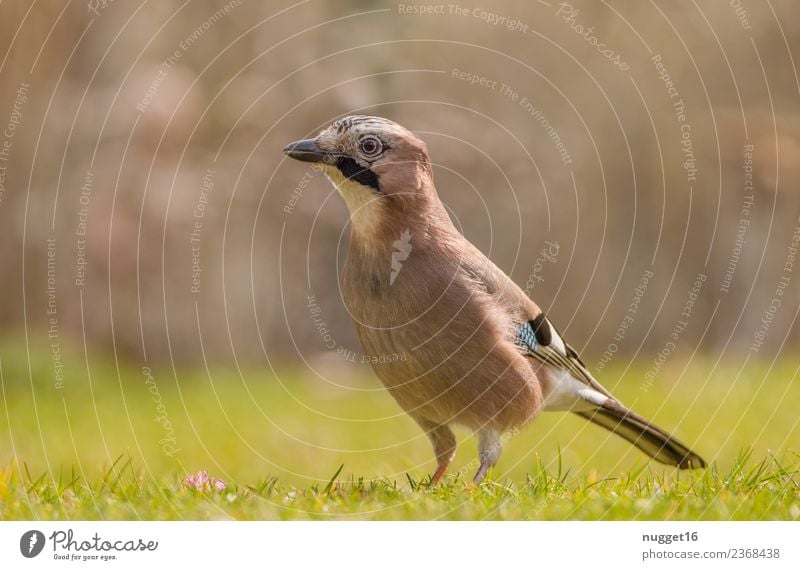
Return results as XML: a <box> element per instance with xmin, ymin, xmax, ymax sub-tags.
<box><xmin>516</xmin><ymin>315</ymin><xmax>602</xmax><ymax>398</ymax></box>
<box><xmin>516</xmin><ymin>314</ymin><xmax>554</xmax><ymax>354</ymax></box>
<box><xmin>515</xmin><ymin>321</ymin><xmax>539</xmax><ymax>354</ymax></box>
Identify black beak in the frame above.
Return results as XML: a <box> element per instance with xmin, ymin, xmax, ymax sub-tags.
<box><xmin>283</xmin><ymin>139</ymin><xmax>329</xmax><ymax>163</ymax></box>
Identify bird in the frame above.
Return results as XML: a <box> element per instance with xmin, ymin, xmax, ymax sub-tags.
<box><xmin>283</xmin><ymin>115</ymin><xmax>706</xmax><ymax>484</ymax></box>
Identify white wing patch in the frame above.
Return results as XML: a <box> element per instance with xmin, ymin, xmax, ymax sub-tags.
<box><xmin>515</xmin><ymin>317</ymin><xmax>609</xmax><ymax>412</ymax></box>
<box><xmin>540</xmin><ymin>368</ymin><xmax>608</xmax><ymax>411</ymax></box>
<box><xmin>547</xmin><ymin>320</ymin><xmax>567</xmax><ymax>355</ymax></box>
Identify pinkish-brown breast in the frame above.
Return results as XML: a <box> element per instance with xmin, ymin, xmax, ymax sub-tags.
<box><xmin>341</xmin><ymin>232</ymin><xmax>543</xmax><ymax>432</ymax></box>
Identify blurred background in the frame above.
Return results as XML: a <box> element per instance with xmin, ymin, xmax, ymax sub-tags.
<box><xmin>0</xmin><ymin>1</ymin><xmax>798</xmax><ymax>492</ymax></box>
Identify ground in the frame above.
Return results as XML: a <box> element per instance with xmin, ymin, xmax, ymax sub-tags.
<box><xmin>1</xmin><ymin>340</ymin><xmax>798</xmax><ymax>520</ymax></box>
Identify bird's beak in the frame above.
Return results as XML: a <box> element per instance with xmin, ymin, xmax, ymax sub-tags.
<box><xmin>283</xmin><ymin>139</ymin><xmax>330</xmax><ymax>163</ymax></box>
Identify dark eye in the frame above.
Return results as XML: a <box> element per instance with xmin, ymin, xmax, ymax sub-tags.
<box><xmin>359</xmin><ymin>136</ymin><xmax>382</xmax><ymax>157</ymax></box>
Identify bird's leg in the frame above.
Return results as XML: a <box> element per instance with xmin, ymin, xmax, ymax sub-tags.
<box><xmin>431</xmin><ymin>463</ymin><xmax>449</xmax><ymax>485</ymax></box>
<box><xmin>473</xmin><ymin>428</ymin><xmax>502</xmax><ymax>484</ymax></box>
<box><xmin>414</xmin><ymin>417</ymin><xmax>456</xmax><ymax>485</ymax></box>
<box><xmin>429</xmin><ymin>424</ymin><xmax>456</xmax><ymax>484</ymax></box>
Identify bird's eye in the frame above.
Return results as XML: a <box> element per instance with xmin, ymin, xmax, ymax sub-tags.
<box><xmin>359</xmin><ymin>136</ymin><xmax>382</xmax><ymax>157</ymax></box>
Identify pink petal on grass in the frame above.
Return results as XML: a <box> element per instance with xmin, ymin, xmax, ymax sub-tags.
<box><xmin>185</xmin><ymin>470</ymin><xmax>226</xmax><ymax>492</ymax></box>
<box><xmin>185</xmin><ymin>470</ymin><xmax>208</xmax><ymax>490</ymax></box>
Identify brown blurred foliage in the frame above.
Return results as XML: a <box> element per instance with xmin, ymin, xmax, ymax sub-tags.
<box><xmin>0</xmin><ymin>0</ymin><xmax>798</xmax><ymax>370</ymax></box>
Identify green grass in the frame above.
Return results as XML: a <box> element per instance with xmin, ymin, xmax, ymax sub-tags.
<box><xmin>1</xmin><ymin>337</ymin><xmax>799</xmax><ymax>520</ymax></box>
<box><xmin>2</xmin><ymin>451</ymin><xmax>799</xmax><ymax>520</ymax></box>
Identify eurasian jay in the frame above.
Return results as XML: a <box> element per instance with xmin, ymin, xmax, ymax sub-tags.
<box><xmin>284</xmin><ymin>115</ymin><xmax>705</xmax><ymax>483</ymax></box>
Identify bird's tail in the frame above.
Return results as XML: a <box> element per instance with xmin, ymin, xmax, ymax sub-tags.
<box><xmin>575</xmin><ymin>400</ymin><xmax>706</xmax><ymax>469</ymax></box>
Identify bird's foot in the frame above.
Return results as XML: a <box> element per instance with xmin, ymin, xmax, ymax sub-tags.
<box><xmin>472</xmin><ymin>462</ymin><xmax>490</xmax><ymax>484</ymax></box>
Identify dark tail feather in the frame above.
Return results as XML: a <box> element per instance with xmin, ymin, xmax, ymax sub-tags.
<box><xmin>575</xmin><ymin>401</ymin><xmax>706</xmax><ymax>469</ymax></box>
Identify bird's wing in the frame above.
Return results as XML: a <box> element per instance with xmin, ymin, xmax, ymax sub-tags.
<box><xmin>514</xmin><ymin>313</ymin><xmax>616</xmax><ymax>401</ymax></box>
<box><xmin>460</xmin><ymin>245</ymin><xmax>705</xmax><ymax>468</ymax></box>
<box><xmin>459</xmin><ymin>242</ymin><xmax>614</xmax><ymax>401</ymax></box>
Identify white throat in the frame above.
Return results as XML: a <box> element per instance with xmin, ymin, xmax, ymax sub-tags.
<box><xmin>317</xmin><ymin>164</ymin><xmax>385</xmax><ymax>241</ymax></box>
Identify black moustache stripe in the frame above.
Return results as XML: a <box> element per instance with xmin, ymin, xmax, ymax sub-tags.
<box><xmin>336</xmin><ymin>156</ymin><xmax>380</xmax><ymax>192</ymax></box>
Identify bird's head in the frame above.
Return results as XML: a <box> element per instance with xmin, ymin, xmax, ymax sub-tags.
<box><xmin>283</xmin><ymin>115</ymin><xmax>441</xmax><ymax>241</ymax></box>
